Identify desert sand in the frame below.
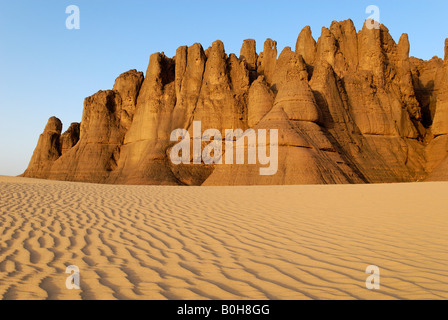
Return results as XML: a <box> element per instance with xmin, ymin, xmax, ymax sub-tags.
<box><xmin>0</xmin><ymin>175</ymin><xmax>447</xmax><ymax>300</ymax></box>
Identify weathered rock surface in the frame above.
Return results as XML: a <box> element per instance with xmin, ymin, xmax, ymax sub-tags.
<box><xmin>295</xmin><ymin>26</ymin><xmax>316</xmax><ymax>66</ymax></box>
<box><xmin>424</xmin><ymin>43</ymin><xmax>448</xmax><ymax>180</ymax></box>
<box><xmin>23</xmin><ymin>21</ymin><xmax>448</xmax><ymax>185</ymax></box>
<box><xmin>60</xmin><ymin>122</ymin><xmax>80</xmax><ymax>155</ymax></box>
<box><xmin>23</xmin><ymin>117</ymin><xmax>62</xmax><ymax>179</ymax></box>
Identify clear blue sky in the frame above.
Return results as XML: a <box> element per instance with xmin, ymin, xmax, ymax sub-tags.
<box><xmin>0</xmin><ymin>0</ymin><xmax>447</xmax><ymax>176</ymax></box>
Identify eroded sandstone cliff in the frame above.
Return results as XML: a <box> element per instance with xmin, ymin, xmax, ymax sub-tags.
<box><xmin>23</xmin><ymin>20</ymin><xmax>448</xmax><ymax>185</ymax></box>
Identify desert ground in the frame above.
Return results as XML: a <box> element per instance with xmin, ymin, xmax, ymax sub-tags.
<box><xmin>0</xmin><ymin>175</ymin><xmax>447</xmax><ymax>300</ymax></box>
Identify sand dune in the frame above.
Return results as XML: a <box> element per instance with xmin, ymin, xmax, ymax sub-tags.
<box><xmin>0</xmin><ymin>175</ymin><xmax>447</xmax><ymax>300</ymax></box>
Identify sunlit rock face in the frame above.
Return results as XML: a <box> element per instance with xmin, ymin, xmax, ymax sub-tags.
<box><xmin>23</xmin><ymin>21</ymin><xmax>448</xmax><ymax>185</ymax></box>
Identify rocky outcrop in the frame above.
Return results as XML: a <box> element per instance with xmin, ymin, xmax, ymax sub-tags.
<box><xmin>38</xmin><ymin>70</ymin><xmax>144</xmax><ymax>183</ymax></box>
<box><xmin>112</xmin><ymin>69</ymin><xmax>144</xmax><ymax>130</ymax></box>
<box><xmin>295</xmin><ymin>26</ymin><xmax>316</xmax><ymax>66</ymax></box>
<box><xmin>257</xmin><ymin>39</ymin><xmax>277</xmax><ymax>86</ymax></box>
<box><xmin>23</xmin><ymin>117</ymin><xmax>62</xmax><ymax>179</ymax></box>
<box><xmin>240</xmin><ymin>39</ymin><xmax>258</xmax><ymax>82</ymax></box>
<box><xmin>23</xmin><ymin>20</ymin><xmax>448</xmax><ymax>185</ymax></box>
<box><xmin>445</xmin><ymin>38</ymin><xmax>448</xmax><ymax>62</ymax></box>
<box><xmin>60</xmin><ymin>122</ymin><xmax>80</xmax><ymax>155</ymax></box>
<box><xmin>423</xmin><ymin>42</ymin><xmax>448</xmax><ymax>180</ymax></box>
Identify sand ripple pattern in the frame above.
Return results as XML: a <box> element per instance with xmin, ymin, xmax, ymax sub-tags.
<box><xmin>0</xmin><ymin>176</ymin><xmax>447</xmax><ymax>300</ymax></box>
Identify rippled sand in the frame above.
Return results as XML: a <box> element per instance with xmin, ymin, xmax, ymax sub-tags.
<box><xmin>0</xmin><ymin>176</ymin><xmax>447</xmax><ymax>300</ymax></box>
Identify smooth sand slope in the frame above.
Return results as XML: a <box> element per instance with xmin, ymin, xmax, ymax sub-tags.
<box><xmin>0</xmin><ymin>176</ymin><xmax>447</xmax><ymax>300</ymax></box>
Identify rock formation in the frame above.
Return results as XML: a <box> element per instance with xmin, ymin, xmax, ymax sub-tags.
<box><xmin>23</xmin><ymin>20</ymin><xmax>448</xmax><ymax>185</ymax></box>
<box><xmin>23</xmin><ymin>117</ymin><xmax>62</xmax><ymax>179</ymax></box>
